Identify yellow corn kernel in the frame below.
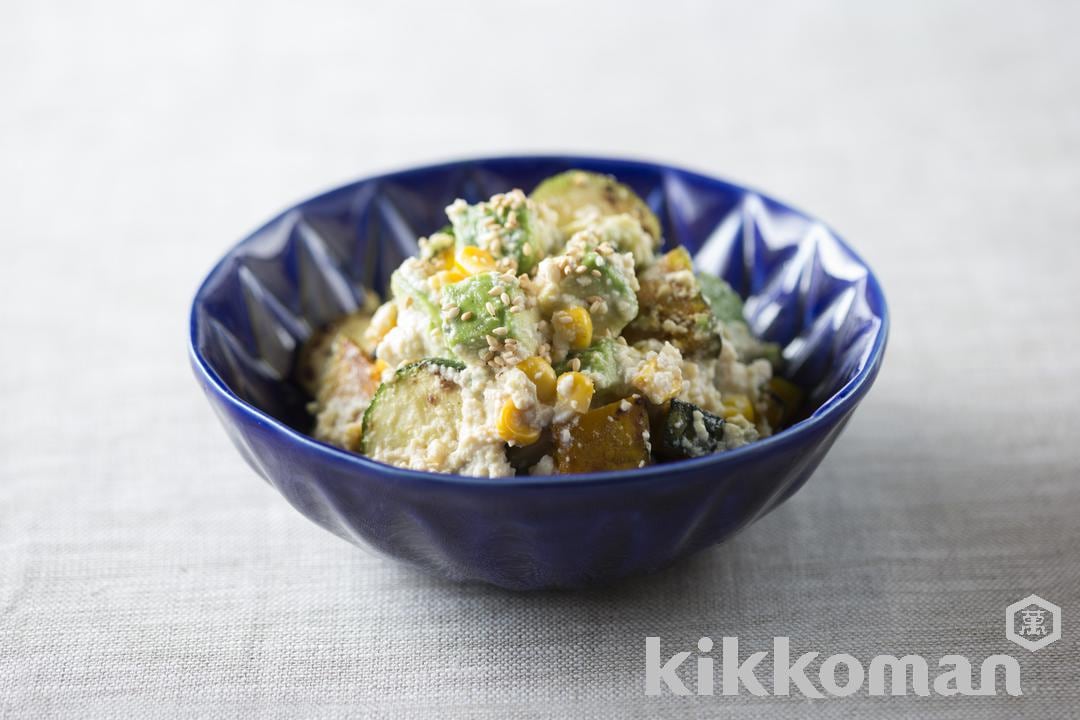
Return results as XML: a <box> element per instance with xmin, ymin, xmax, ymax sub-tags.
<box><xmin>429</xmin><ymin>268</ymin><xmax>468</xmax><ymax>291</ymax></box>
<box><xmin>369</xmin><ymin>358</ymin><xmax>389</xmax><ymax>382</ymax></box>
<box><xmin>517</xmin><ymin>356</ymin><xmax>557</xmax><ymax>404</ymax></box>
<box><xmin>553</xmin><ymin>306</ymin><xmax>593</xmax><ymax>350</ymax></box>
<box><xmin>763</xmin><ymin>377</ymin><xmax>804</xmax><ymax>429</ymax></box>
<box><xmin>454</xmin><ymin>245</ymin><xmax>497</xmax><ymax>275</ymax></box>
<box><xmin>556</xmin><ymin>371</ymin><xmax>594</xmax><ymax>414</ymax></box>
<box><xmin>631</xmin><ymin>358</ymin><xmax>680</xmax><ymax>403</ymax></box>
<box><xmin>496</xmin><ymin>400</ymin><xmax>541</xmax><ymax>445</ymax></box>
<box><xmin>363</xmin><ymin>302</ymin><xmax>398</xmax><ymax>349</ymax></box>
<box><xmin>436</xmin><ymin>247</ymin><xmax>456</xmax><ymax>270</ymax></box>
<box><xmin>721</xmin><ymin>393</ymin><xmax>756</xmax><ymax>423</ymax></box>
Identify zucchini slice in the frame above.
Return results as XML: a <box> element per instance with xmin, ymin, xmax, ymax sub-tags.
<box><xmin>531</xmin><ymin>170</ymin><xmax>662</xmax><ymax>241</ymax></box>
<box><xmin>359</xmin><ymin>358</ymin><xmax>466</xmax><ymax>460</ymax></box>
<box><xmin>310</xmin><ymin>337</ymin><xmax>382</xmax><ymax>452</ymax></box>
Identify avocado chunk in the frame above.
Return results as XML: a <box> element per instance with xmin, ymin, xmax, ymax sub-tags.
<box><xmin>531</xmin><ymin>169</ymin><xmax>662</xmax><ymax>242</ymax></box>
<box><xmin>587</xmin><ymin>213</ymin><xmax>657</xmax><ymax>268</ymax></box>
<box><xmin>697</xmin><ymin>271</ymin><xmax>782</xmax><ymax>368</ymax></box>
<box><xmin>446</xmin><ymin>190</ymin><xmax>559</xmax><ymax>274</ymax></box>
<box><xmin>535</xmin><ymin>242</ymin><xmax>640</xmax><ymax>339</ymax></box>
<box><xmin>440</xmin><ymin>272</ymin><xmax>539</xmax><ymax>359</ymax></box>
<box><xmin>556</xmin><ymin>338</ymin><xmax>626</xmax><ymax>404</ymax></box>
<box><xmin>390</xmin><ymin>257</ymin><xmax>441</xmax><ymax>329</ymax></box>
<box><xmin>697</xmin><ymin>272</ymin><xmax>745</xmax><ymax>325</ymax></box>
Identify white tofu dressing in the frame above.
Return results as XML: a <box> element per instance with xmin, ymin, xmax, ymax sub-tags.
<box><xmin>306</xmin><ymin>170</ymin><xmax>793</xmax><ymax>476</ymax></box>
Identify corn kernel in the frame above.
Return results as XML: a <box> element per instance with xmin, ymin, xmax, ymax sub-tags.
<box><xmin>436</xmin><ymin>247</ymin><xmax>456</xmax><ymax>270</ymax></box>
<box><xmin>556</xmin><ymin>371</ymin><xmax>594</xmax><ymax>414</ymax></box>
<box><xmin>454</xmin><ymin>245</ymin><xmax>497</xmax><ymax>275</ymax></box>
<box><xmin>553</xmin><ymin>306</ymin><xmax>593</xmax><ymax>350</ymax></box>
<box><xmin>363</xmin><ymin>302</ymin><xmax>398</xmax><ymax>348</ymax></box>
<box><xmin>496</xmin><ymin>400</ymin><xmax>541</xmax><ymax>445</ymax></box>
<box><xmin>517</xmin><ymin>356</ymin><xmax>557</xmax><ymax>404</ymax></box>
<box><xmin>721</xmin><ymin>393</ymin><xmax>756</xmax><ymax>423</ymax></box>
<box><xmin>369</xmin><ymin>358</ymin><xmax>389</xmax><ymax>382</ymax></box>
<box><xmin>632</xmin><ymin>358</ymin><xmax>680</xmax><ymax>403</ymax></box>
<box><xmin>429</xmin><ymin>268</ymin><xmax>468</xmax><ymax>291</ymax></box>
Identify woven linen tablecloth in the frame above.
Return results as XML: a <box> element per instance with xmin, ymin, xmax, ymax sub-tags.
<box><xmin>2</xmin><ymin>1</ymin><xmax>1078</xmax><ymax>717</ymax></box>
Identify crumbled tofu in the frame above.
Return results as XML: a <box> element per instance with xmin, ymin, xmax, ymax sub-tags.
<box><xmin>306</xmin><ymin>172</ymin><xmax>790</xmax><ymax>476</ymax></box>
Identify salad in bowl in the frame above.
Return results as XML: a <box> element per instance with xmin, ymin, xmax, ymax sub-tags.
<box><xmin>299</xmin><ymin>171</ymin><xmax>802</xmax><ymax>477</ymax></box>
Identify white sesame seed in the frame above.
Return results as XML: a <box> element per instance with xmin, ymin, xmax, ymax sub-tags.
<box><xmin>460</xmin><ymin>311</ymin><xmax>474</xmax><ymax>321</ymax></box>
<box><xmin>492</xmin><ymin>326</ymin><xmax>509</xmax><ymax>336</ymax></box>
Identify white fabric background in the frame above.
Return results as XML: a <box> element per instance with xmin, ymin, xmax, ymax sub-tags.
<box><xmin>2</xmin><ymin>1</ymin><xmax>1078</xmax><ymax>717</ymax></box>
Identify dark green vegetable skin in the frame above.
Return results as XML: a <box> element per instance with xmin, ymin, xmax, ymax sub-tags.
<box><xmin>656</xmin><ymin>399</ymin><xmax>726</xmax><ymax>459</ymax></box>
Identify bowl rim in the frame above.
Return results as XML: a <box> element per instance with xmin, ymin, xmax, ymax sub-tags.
<box><xmin>189</xmin><ymin>153</ymin><xmax>890</xmax><ymax>488</ymax></box>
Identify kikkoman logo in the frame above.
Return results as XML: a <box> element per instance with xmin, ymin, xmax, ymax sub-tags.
<box><xmin>644</xmin><ymin>637</ymin><xmax>1023</xmax><ymax>697</ymax></box>
<box><xmin>1006</xmin><ymin>594</ymin><xmax>1061</xmax><ymax>652</ymax></box>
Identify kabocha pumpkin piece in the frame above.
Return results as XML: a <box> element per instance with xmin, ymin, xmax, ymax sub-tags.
<box><xmin>654</xmin><ymin>399</ymin><xmax>726</xmax><ymax>460</ymax></box>
<box><xmin>553</xmin><ymin>396</ymin><xmax>651</xmax><ymax>473</ymax></box>
<box><xmin>623</xmin><ymin>247</ymin><xmax>722</xmax><ymax>356</ymax></box>
<box><xmin>530</xmin><ymin>169</ymin><xmax>662</xmax><ymax>243</ymax></box>
<box><xmin>762</xmin><ymin>376</ymin><xmax>804</xmax><ymax>430</ymax></box>
<box><xmin>310</xmin><ymin>337</ymin><xmax>384</xmax><ymax>451</ymax></box>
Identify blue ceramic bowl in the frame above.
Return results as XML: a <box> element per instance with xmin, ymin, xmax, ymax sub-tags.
<box><xmin>189</xmin><ymin>156</ymin><xmax>888</xmax><ymax>590</ymax></box>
